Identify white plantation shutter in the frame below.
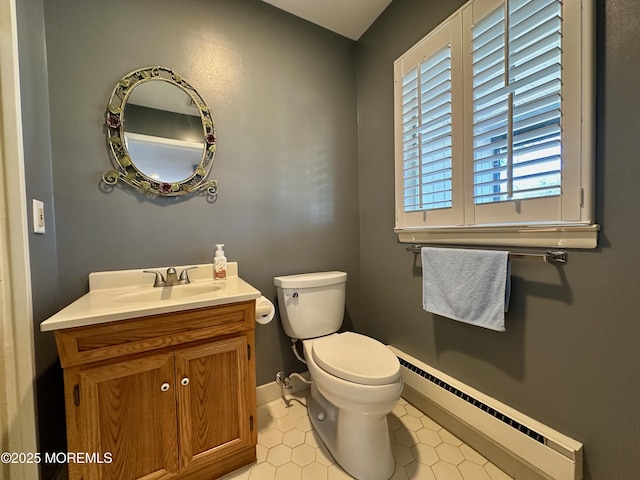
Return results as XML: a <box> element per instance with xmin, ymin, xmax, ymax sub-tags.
<box><xmin>401</xmin><ymin>46</ymin><xmax>453</xmax><ymax>212</ymax></box>
<box><xmin>471</xmin><ymin>0</ymin><xmax>562</xmax><ymax>205</ymax></box>
<box><xmin>395</xmin><ymin>16</ymin><xmax>463</xmax><ymax>229</ymax></box>
<box><xmin>394</xmin><ymin>0</ymin><xmax>596</xmax><ymax>247</ymax></box>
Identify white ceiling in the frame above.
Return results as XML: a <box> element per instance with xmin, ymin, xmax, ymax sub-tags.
<box><xmin>261</xmin><ymin>0</ymin><xmax>392</xmax><ymax>40</ymax></box>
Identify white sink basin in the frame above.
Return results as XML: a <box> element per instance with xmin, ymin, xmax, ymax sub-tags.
<box><xmin>113</xmin><ymin>284</ymin><xmax>221</xmax><ymax>304</ymax></box>
<box><xmin>40</xmin><ymin>262</ymin><xmax>262</xmax><ymax>332</ymax></box>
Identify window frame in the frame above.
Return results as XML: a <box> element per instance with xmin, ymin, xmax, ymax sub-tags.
<box><xmin>393</xmin><ymin>0</ymin><xmax>599</xmax><ymax>249</ymax></box>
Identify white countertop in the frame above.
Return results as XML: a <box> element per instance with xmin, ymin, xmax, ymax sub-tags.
<box><xmin>40</xmin><ymin>262</ymin><xmax>261</xmax><ymax>332</ymax></box>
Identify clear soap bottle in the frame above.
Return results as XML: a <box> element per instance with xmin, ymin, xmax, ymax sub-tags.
<box><xmin>213</xmin><ymin>244</ymin><xmax>227</xmax><ymax>280</ymax></box>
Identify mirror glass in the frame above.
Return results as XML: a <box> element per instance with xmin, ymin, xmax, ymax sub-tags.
<box><xmin>103</xmin><ymin>66</ymin><xmax>217</xmax><ymax>198</ymax></box>
<box><xmin>124</xmin><ymin>81</ymin><xmax>204</xmax><ymax>183</ymax></box>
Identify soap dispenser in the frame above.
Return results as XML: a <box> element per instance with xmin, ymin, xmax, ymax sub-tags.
<box><xmin>213</xmin><ymin>244</ymin><xmax>227</xmax><ymax>280</ymax></box>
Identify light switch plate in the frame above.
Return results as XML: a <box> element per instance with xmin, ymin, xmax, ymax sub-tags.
<box><xmin>32</xmin><ymin>199</ymin><xmax>45</xmax><ymax>234</ymax></box>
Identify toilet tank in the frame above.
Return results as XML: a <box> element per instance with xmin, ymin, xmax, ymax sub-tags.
<box><xmin>274</xmin><ymin>271</ymin><xmax>347</xmax><ymax>339</ymax></box>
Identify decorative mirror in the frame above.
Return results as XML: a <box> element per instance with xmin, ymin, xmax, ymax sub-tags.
<box><xmin>102</xmin><ymin>66</ymin><xmax>217</xmax><ymax>198</ymax></box>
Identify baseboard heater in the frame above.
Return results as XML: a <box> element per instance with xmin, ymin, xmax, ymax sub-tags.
<box><xmin>389</xmin><ymin>346</ymin><xmax>583</xmax><ymax>480</ymax></box>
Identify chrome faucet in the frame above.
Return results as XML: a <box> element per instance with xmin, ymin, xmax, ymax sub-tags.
<box><xmin>143</xmin><ymin>266</ymin><xmax>198</xmax><ymax>287</ymax></box>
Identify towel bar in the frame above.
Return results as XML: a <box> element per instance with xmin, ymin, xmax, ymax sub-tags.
<box><xmin>405</xmin><ymin>245</ymin><xmax>567</xmax><ymax>264</ymax></box>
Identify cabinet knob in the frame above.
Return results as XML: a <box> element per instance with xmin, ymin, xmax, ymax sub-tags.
<box><xmin>181</xmin><ymin>377</ymin><xmax>190</xmax><ymax>386</ymax></box>
<box><xmin>161</xmin><ymin>382</ymin><xmax>170</xmax><ymax>392</ymax></box>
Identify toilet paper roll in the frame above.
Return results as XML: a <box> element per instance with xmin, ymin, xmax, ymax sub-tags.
<box><xmin>255</xmin><ymin>295</ymin><xmax>275</xmax><ymax>325</ymax></box>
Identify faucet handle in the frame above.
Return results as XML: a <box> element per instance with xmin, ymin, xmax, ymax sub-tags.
<box><xmin>179</xmin><ymin>266</ymin><xmax>198</xmax><ymax>283</ymax></box>
<box><xmin>143</xmin><ymin>270</ymin><xmax>166</xmax><ymax>287</ymax></box>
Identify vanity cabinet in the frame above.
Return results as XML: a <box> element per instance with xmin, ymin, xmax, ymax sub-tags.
<box><xmin>55</xmin><ymin>300</ymin><xmax>257</xmax><ymax>480</ymax></box>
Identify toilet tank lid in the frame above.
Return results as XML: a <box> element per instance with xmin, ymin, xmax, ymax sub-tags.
<box><xmin>274</xmin><ymin>271</ymin><xmax>347</xmax><ymax>288</ymax></box>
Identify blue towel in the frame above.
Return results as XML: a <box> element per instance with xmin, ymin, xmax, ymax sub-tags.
<box><xmin>421</xmin><ymin>247</ymin><xmax>511</xmax><ymax>332</ymax></box>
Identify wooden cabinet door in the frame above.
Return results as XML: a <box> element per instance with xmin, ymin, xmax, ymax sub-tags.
<box><xmin>77</xmin><ymin>352</ymin><xmax>179</xmax><ymax>480</ymax></box>
<box><xmin>176</xmin><ymin>336</ymin><xmax>253</xmax><ymax>471</ymax></box>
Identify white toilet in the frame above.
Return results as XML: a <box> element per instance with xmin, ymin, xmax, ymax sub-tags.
<box><xmin>274</xmin><ymin>271</ymin><xmax>403</xmax><ymax>480</ymax></box>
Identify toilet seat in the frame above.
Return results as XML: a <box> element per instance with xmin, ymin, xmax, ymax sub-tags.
<box><xmin>311</xmin><ymin>332</ymin><xmax>400</xmax><ymax>386</ymax></box>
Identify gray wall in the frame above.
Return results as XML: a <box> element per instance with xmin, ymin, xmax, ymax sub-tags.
<box><xmin>42</xmin><ymin>0</ymin><xmax>359</xmax><ymax>388</ymax></box>
<box><xmin>356</xmin><ymin>1</ymin><xmax>640</xmax><ymax>478</ymax></box>
<box><xmin>24</xmin><ymin>1</ymin><xmax>358</xmax><ymax>478</ymax></box>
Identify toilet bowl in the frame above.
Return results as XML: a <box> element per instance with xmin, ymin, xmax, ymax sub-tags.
<box><xmin>304</xmin><ymin>333</ymin><xmax>403</xmax><ymax>415</ymax></box>
<box><xmin>304</xmin><ymin>333</ymin><xmax>403</xmax><ymax>480</ymax></box>
<box><xmin>274</xmin><ymin>272</ymin><xmax>403</xmax><ymax>480</ymax></box>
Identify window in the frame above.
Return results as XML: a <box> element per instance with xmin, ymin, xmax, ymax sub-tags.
<box><xmin>394</xmin><ymin>0</ymin><xmax>598</xmax><ymax>248</ymax></box>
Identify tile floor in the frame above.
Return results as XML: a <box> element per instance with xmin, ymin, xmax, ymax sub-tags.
<box><xmin>221</xmin><ymin>392</ymin><xmax>513</xmax><ymax>480</ymax></box>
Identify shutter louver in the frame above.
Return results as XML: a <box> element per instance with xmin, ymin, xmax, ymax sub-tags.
<box><xmin>472</xmin><ymin>0</ymin><xmax>562</xmax><ymax>205</ymax></box>
<box><xmin>402</xmin><ymin>45</ymin><xmax>453</xmax><ymax>212</ymax></box>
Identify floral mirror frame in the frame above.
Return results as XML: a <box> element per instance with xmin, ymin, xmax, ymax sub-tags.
<box><xmin>102</xmin><ymin>66</ymin><xmax>217</xmax><ymax>198</ymax></box>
